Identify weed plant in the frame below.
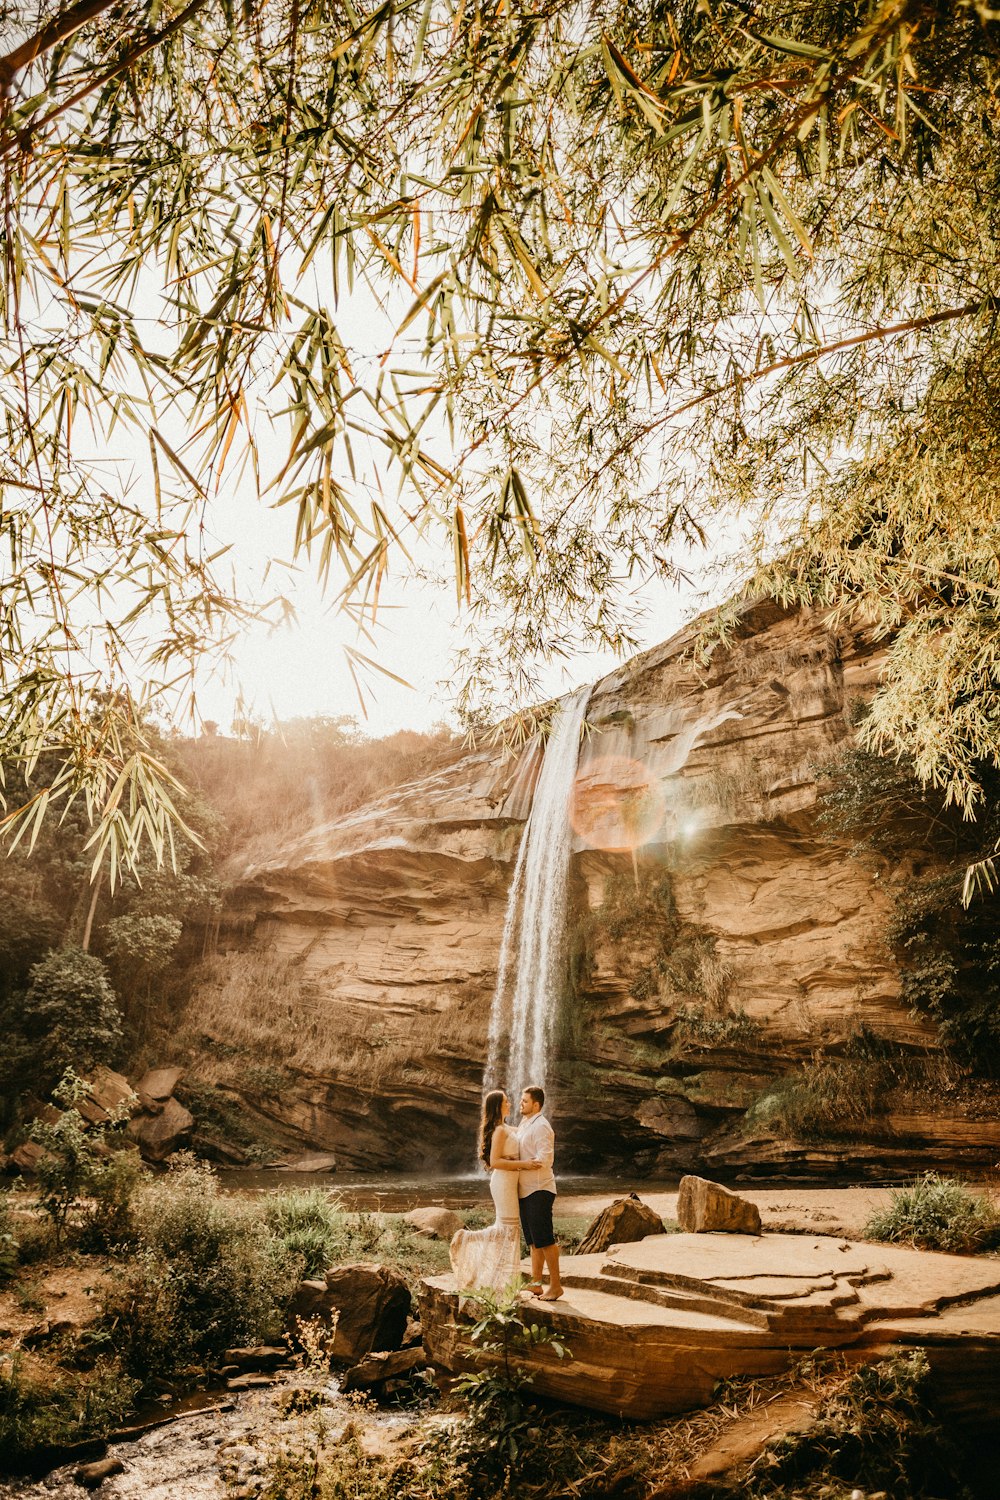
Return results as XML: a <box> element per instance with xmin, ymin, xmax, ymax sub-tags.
<box><xmin>261</xmin><ymin>1189</ymin><xmax>342</xmax><ymax>1277</ymax></box>
<box><xmin>103</xmin><ymin>1159</ymin><xmax>300</xmax><ymax>1388</ymax></box>
<box><xmin>743</xmin><ymin>1032</ymin><xmax>952</xmax><ymax>1143</ymax></box>
<box><xmin>0</xmin><ymin>1350</ymin><xmax>138</xmax><ymax>1469</ymax></box>
<box><xmin>745</xmin><ymin>1352</ymin><xmax>969</xmax><ymax>1499</ymax></box>
<box><xmin>864</xmin><ymin>1173</ymin><xmax>1000</xmax><ymax>1254</ymax></box>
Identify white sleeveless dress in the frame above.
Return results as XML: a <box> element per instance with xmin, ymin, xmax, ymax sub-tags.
<box><xmin>449</xmin><ymin>1127</ymin><xmax>522</xmax><ymax>1293</ymax></box>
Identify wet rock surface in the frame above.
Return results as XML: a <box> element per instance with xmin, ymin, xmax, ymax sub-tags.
<box><xmin>0</xmin><ymin>1381</ymin><xmax>412</xmax><ymax>1500</ymax></box>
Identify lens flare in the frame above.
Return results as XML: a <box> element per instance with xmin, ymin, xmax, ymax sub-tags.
<box><xmin>570</xmin><ymin>754</ymin><xmax>666</xmax><ymax>851</ymax></box>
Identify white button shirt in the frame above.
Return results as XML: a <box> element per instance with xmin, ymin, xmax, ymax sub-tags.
<box><xmin>516</xmin><ymin>1113</ymin><xmax>556</xmax><ymax>1198</ymax></box>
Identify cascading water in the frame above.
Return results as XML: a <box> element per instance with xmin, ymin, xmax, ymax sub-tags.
<box><xmin>485</xmin><ymin>685</ymin><xmax>592</xmax><ymax>1099</ymax></box>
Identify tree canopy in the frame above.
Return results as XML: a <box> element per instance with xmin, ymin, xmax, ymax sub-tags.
<box><xmin>3</xmin><ymin>0</ymin><xmax>1000</xmax><ymax>868</ymax></box>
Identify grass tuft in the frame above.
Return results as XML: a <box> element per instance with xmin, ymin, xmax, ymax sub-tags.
<box><xmin>864</xmin><ymin>1172</ymin><xmax>1000</xmax><ymax>1254</ymax></box>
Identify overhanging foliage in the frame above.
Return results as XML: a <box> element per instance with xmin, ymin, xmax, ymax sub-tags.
<box><xmin>3</xmin><ymin>0</ymin><xmax>1000</xmax><ymax>868</ymax></box>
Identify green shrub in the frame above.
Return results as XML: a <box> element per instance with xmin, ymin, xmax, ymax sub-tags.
<box><xmin>673</xmin><ymin>1004</ymin><xmax>761</xmax><ymax>1050</ymax></box>
<box><xmin>0</xmin><ymin>1191</ymin><xmax>18</xmax><ymax>1280</ymax></box>
<box><xmin>743</xmin><ymin>1033</ymin><xmax>938</xmax><ymax>1143</ymax></box>
<box><xmin>746</xmin><ymin>1352</ymin><xmax>968</xmax><ymax>1499</ymax></box>
<box><xmin>261</xmin><ymin>1189</ymin><xmax>341</xmax><ymax>1277</ymax></box>
<box><xmin>78</xmin><ymin>1147</ymin><xmax>147</xmax><ymax>1252</ymax></box>
<box><xmin>103</xmin><ymin>1159</ymin><xmax>299</xmax><ymax>1387</ymax></box>
<box><xmin>0</xmin><ymin>1350</ymin><xmax>138</xmax><ymax>1468</ymax></box>
<box><xmin>864</xmin><ymin>1173</ymin><xmax>1000</xmax><ymax>1254</ymax></box>
<box><xmin>21</xmin><ymin>947</ymin><xmax>122</xmax><ymax>1091</ymax></box>
<box><xmin>30</xmin><ymin>1070</ymin><xmax>137</xmax><ymax>1247</ymax></box>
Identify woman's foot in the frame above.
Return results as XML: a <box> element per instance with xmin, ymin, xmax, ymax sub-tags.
<box><xmin>539</xmin><ymin>1286</ymin><xmax>564</xmax><ymax>1301</ymax></box>
<box><xmin>523</xmin><ymin>1281</ymin><xmax>544</xmax><ymax>1295</ymax></box>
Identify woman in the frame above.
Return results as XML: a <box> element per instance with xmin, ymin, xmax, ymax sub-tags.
<box><xmin>449</xmin><ymin>1089</ymin><xmax>541</xmax><ymax>1294</ymax></box>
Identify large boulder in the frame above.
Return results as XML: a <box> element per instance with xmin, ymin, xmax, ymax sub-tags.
<box><xmin>288</xmin><ymin>1261</ymin><xmax>411</xmax><ymax>1364</ymax></box>
<box><xmin>126</xmin><ymin>1095</ymin><xmax>194</xmax><ymax>1163</ymax></box>
<box><xmin>9</xmin><ymin>1140</ymin><xmax>54</xmax><ymax>1175</ymax></box>
<box><xmin>677</xmin><ymin>1175</ymin><xmax>762</xmax><ymax>1234</ymax></box>
<box><xmin>577</xmin><ymin>1193</ymin><xmax>666</xmax><ymax>1255</ymax></box>
<box><xmin>404</xmin><ymin>1207</ymin><xmax>463</xmax><ymax>1240</ymax></box>
<box><xmin>274</xmin><ymin>1152</ymin><xmax>338</xmax><ymax>1173</ymax></box>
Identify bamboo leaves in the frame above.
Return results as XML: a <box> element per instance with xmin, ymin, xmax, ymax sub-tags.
<box><xmin>2</xmin><ymin>0</ymin><xmax>1000</xmax><ymax>868</ymax></box>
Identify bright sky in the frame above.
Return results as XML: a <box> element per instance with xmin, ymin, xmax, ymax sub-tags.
<box><xmin>109</xmin><ymin>229</ymin><xmax>737</xmax><ymax>738</ymax></box>
<box><xmin>192</xmin><ymin>484</ymin><xmax>720</xmax><ymax>737</ymax></box>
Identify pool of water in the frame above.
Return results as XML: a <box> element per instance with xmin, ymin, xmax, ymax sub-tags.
<box><xmin>219</xmin><ymin>1170</ymin><xmax>679</xmax><ymax>1211</ymax></box>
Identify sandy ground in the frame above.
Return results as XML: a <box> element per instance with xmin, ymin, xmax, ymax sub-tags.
<box><xmin>559</xmin><ymin>1185</ymin><xmax>899</xmax><ymax>1240</ymax></box>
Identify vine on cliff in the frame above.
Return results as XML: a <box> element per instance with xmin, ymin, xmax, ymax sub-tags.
<box><xmin>818</xmin><ymin>745</ymin><xmax>1000</xmax><ymax>1073</ymax></box>
<box><xmin>590</xmin><ymin>865</ymin><xmax>735</xmax><ymax>1016</ymax></box>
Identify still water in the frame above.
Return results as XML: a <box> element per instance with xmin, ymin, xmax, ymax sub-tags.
<box><xmin>219</xmin><ymin>1170</ymin><xmax>678</xmax><ymax>1211</ymax></box>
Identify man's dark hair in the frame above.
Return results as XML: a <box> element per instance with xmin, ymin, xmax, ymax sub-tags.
<box><xmin>524</xmin><ymin>1085</ymin><xmax>545</xmax><ymax>1109</ymax></box>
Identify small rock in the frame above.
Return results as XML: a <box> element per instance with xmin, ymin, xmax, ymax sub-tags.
<box><xmin>676</xmin><ymin>1175</ymin><xmax>762</xmax><ymax>1234</ymax></box>
<box><xmin>577</xmin><ymin>1193</ymin><xmax>666</xmax><ymax>1255</ymax></box>
<box><xmin>402</xmin><ymin>1315</ymin><xmax>422</xmax><ymax>1347</ymax></box>
<box><xmin>275</xmin><ymin>1152</ymin><xmax>337</xmax><ymax>1173</ymax></box>
<box><xmin>136</xmin><ymin>1066</ymin><xmax>184</xmax><ymax>1100</ymax></box>
<box><xmin>226</xmin><ymin>1373</ymin><xmax>275</xmax><ymax>1390</ymax></box>
<box><xmin>342</xmin><ymin>1345</ymin><xmax>427</xmax><ymax>1392</ymax></box>
<box><xmin>224</xmin><ymin>1345</ymin><xmax>289</xmax><ymax>1372</ymax></box>
<box><xmin>404</xmin><ymin>1207</ymin><xmax>462</xmax><ymax>1240</ymax></box>
<box><xmin>74</xmin><ymin>1456</ymin><xmax>125</xmax><ymax>1488</ymax></box>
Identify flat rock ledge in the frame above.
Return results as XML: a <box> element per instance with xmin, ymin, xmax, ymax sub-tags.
<box><xmin>418</xmin><ymin>1232</ymin><xmax>1000</xmax><ymax>1423</ymax></box>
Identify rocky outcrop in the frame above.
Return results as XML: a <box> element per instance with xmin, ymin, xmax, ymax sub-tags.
<box><xmin>180</xmin><ymin>598</ymin><xmax>1000</xmax><ymax>1176</ymax></box>
<box><xmin>127</xmin><ymin>1094</ymin><xmax>194</xmax><ymax>1164</ymax></box>
<box><xmin>419</xmin><ymin>1232</ymin><xmax>1000</xmax><ymax>1420</ymax></box>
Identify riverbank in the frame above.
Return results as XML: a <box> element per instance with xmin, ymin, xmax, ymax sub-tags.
<box><xmin>3</xmin><ymin>1174</ymin><xmax>997</xmax><ymax>1497</ymax></box>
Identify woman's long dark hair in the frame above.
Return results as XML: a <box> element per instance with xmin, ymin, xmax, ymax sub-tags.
<box><xmin>479</xmin><ymin>1089</ymin><xmax>505</xmax><ymax>1170</ymax></box>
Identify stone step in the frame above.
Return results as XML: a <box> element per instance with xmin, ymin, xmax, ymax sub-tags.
<box><xmin>600</xmin><ymin>1260</ymin><xmax>863</xmax><ymax>1316</ymax></box>
<box><xmin>560</xmin><ymin>1272</ymin><xmax>774</xmax><ymax>1329</ymax></box>
<box><xmin>566</xmin><ymin>1268</ymin><xmax>863</xmax><ymax>1341</ymax></box>
<box><xmin>526</xmin><ymin>1281</ymin><xmax>773</xmax><ymax>1343</ymax></box>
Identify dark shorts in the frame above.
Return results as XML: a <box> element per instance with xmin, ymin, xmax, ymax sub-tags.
<box><xmin>519</xmin><ymin>1189</ymin><xmax>556</xmax><ymax>1248</ymax></box>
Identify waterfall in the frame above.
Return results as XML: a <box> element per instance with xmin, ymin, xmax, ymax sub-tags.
<box><xmin>485</xmin><ymin>685</ymin><xmax>591</xmax><ymax>1099</ymax></box>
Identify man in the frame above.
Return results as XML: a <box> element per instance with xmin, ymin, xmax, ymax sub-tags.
<box><xmin>516</xmin><ymin>1085</ymin><xmax>563</xmax><ymax>1301</ymax></box>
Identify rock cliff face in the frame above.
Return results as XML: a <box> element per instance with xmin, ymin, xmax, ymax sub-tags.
<box><xmin>184</xmin><ymin>600</ymin><xmax>1000</xmax><ymax>1177</ymax></box>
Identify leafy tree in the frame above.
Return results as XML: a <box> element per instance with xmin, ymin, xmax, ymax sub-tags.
<box><xmin>3</xmin><ymin>0</ymin><xmax>1000</xmax><ymax>863</ymax></box>
<box><xmin>11</xmin><ymin>947</ymin><xmax>122</xmax><ymax>1096</ymax></box>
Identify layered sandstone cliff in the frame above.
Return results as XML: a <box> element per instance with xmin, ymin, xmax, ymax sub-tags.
<box><xmin>180</xmin><ymin>599</ymin><xmax>1000</xmax><ymax>1177</ymax></box>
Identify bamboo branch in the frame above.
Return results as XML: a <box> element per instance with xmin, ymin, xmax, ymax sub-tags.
<box><xmin>0</xmin><ymin>0</ymin><xmax>118</xmax><ymax>88</ymax></box>
<box><xmin>0</xmin><ymin>0</ymin><xmax>211</xmax><ymax>155</ymax></box>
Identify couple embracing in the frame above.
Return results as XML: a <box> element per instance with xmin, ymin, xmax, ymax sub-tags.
<box><xmin>450</xmin><ymin>1085</ymin><xmax>563</xmax><ymax>1301</ymax></box>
